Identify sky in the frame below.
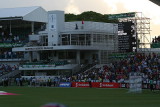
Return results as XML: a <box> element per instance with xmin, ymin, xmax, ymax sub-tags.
<box><xmin>0</xmin><ymin>0</ymin><xmax>160</xmax><ymax>37</ymax></box>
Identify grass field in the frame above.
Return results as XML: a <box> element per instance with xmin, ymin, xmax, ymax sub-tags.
<box><xmin>0</xmin><ymin>87</ymin><xmax>160</xmax><ymax>107</ymax></box>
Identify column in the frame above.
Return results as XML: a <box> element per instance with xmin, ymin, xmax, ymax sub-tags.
<box><xmin>85</xmin><ymin>33</ymin><xmax>86</xmax><ymax>45</ymax></box>
<box><xmin>76</xmin><ymin>51</ymin><xmax>80</xmax><ymax>64</ymax></box>
<box><xmin>70</xmin><ymin>34</ymin><xmax>71</xmax><ymax>45</ymax></box>
<box><xmin>87</xmin><ymin>52</ymin><xmax>92</xmax><ymax>64</ymax></box>
<box><xmin>98</xmin><ymin>50</ymin><xmax>101</xmax><ymax>64</ymax></box>
<box><xmin>36</xmin><ymin>52</ymin><xmax>40</xmax><ymax>61</ymax></box>
<box><xmin>31</xmin><ymin>22</ymin><xmax>34</xmax><ymax>34</ymax></box>
<box><xmin>29</xmin><ymin>52</ymin><xmax>33</xmax><ymax>62</ymax></box>
<box><xmin>9</xmin><ymin>20</ymin><xmax>12</xmax><ymax>35</ymax></box>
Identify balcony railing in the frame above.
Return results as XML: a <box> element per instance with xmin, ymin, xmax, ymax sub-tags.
<box><xmin>20</xmin><ymin>61</ymin><xmax>69</xmax><ymax>68</ymax></box>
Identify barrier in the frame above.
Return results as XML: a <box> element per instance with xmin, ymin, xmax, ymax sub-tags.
<box><xmin>72</xmin><ymin>82</ymin><xmax>90</xmax><ymax>88</ymax></box>
<box><xmin>98</xmin><ymin>82</ymin><xmax>119</xmax><ymax>88</ymax></box>
<box><xmin>59</xmin><ymin>82</ymin><xmax>71</xmax><ymax>87</ymax></box>
<box><xmin>71</xmin><ymin>82</ymin><xmax>120</xmax><ymax>88</ymax></box>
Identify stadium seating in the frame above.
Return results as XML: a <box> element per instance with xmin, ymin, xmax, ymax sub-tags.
<box><xmin>0</xmin><ymin>64</ymin><xmax>18</xmax><ymax>77</ymax></box>
<box><xmin>68</xmin><ymin>53</ymin><xmax>160</xmax><ymax>84</ymax></box>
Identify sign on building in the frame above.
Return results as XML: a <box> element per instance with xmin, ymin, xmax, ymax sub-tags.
<box><xmin>108</xmin><ymin>12</ymin><xmax>136</xmax><ymax>20</ymax></box>
<box><xmin>48</xmin><ymin>14</ymin><xmax>57</xmax><ymax>31</ymax></box>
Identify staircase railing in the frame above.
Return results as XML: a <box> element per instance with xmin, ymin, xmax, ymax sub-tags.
<box><xmin>0</xmin><ymin>70</ymin><xmax>21</xmax><ymax>83</ymax></box>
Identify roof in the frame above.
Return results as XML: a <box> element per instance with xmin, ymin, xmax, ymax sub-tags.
<box><xmin>150</xmin><ymin>0</ymin><xmax>160</xmax><ymax>6</ymax></box>
<box><xmin>0</xmin><ymin>6</ymin><xmax>48</xmax><ymax>22</ymax></box>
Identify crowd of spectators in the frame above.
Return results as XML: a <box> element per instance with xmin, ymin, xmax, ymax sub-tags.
<box><xmin>0</xmin><ymin>31</ymin><xmax>23</xmax><ymax>43</ymax></box>
<box><xmin>1</xmin><ymin>76</ymin><xmax>60</xmax><ymax>87</ymax></box>
<box><xmin>66</xmin><ymin>53</ymin><xmax>160</xmax><ymax>84</ymax></box>
<box><xmin>24</xmin><ymin>77</ymin><xmax>60</xmax><ymax>87</ymax></box>
<box><xmin>0</xmin><ymin>64</ymin><xmax>19</xmax><ymax>76</ymax></box>
<box><xmin>1</xmin><ymin>52</ymin><xmax>160</xmax><ymax>88</ymax></box>
<box><xmin>0</xmin><ymin>51</ymin><xmax>23</xmax><ymax>59</ymax></box>
<box><xmin>0</xmin><ymin>35</ymin><xmax>20</xmax><ymax>43</ymax></box>
<box><xmin>0</xmin><ymin>30</ymin><xmax>25</xmax><ymax>59</ymax></box>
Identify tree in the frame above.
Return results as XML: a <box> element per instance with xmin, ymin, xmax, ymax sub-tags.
<box><xmin>65</xmin><ymin>11</ymin><xmax>118</xmax><ymax>23</ymax></box>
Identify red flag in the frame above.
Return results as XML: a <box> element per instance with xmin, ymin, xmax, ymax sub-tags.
<box><xmin>82</xmin><ymin>19</ymin><xmax>84</xmax><ymax>24</ymax></box>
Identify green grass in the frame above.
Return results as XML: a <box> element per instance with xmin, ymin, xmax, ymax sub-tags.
<box><xmin>0</xmin><ymin>87</ymin><xmax>160</xmax><ymax>107</ymax></box>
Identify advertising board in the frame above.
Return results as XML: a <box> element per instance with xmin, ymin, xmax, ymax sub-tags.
<box><xmin>72</xmin><ymin>82</ymin><xmax>119</xmax><ymax>88</ymax></box>
<box><xmin>59</xmin><ymin>82</ymin><xmax>71</xmax><ymax>87</ymax></box>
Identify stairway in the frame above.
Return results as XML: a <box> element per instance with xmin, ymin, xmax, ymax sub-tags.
<box><xmin>0</xmin><ymin>70</ymin><xmax>21</xmax><ymax>83</ymax></box>
<box><xmin>76</xmin><ymin>64</ymin><xmax>96</xmax><ymax>74</ymax></box>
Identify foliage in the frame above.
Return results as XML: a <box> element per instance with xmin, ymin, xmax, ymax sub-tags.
<box><xmin>65</xmin><ymin>11</ymin><xmax>118</xmax><ymax>23</ymax></box>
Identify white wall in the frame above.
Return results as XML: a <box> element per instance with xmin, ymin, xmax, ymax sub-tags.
<box><xmin>47</xmin><ymin>11</ymin><xmax>65</xmax><ymax>46</ymax></box>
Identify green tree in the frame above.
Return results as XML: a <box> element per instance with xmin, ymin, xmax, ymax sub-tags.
<box><xmin>65</xmin><ymin>11</ymin><xmax>118</xmax><ymax>23</ymax></box>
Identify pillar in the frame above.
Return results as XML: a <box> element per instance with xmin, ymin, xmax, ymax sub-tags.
<box><xmin>98</xmin><ymin>50</ymin><xmax>101</xmax><ymax>64</ymax></box>
<box><xmin>36</xmin><ymin>51</ymin><xmax>40</xmax><ymax>61</ymax></box>
<box><xmin>31</xmin><ymin>22</ymin><xmax>34</xmax><ymax>34</ymax></box>
<box><xmin>29</xmin><ymin>52</ymin><xmax>33</xmax><ymax>62</ymax></box>
<box><xmin>76</xmin><ymin>51</ymin><xmax>80</xmax><ymax>64</ymax></box>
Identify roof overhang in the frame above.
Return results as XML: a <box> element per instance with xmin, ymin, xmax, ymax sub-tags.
<box><xmin>0</xmin><ymin>17</ymin><xmax>23</xmax><ymax>20</ymax></box>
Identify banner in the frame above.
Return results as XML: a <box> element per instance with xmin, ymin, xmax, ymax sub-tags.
<box><xmin>71</xmin><ymin>82</ymin><xmax>160</xmax><ymax>89</ymax></box>
<box><xmin>59</xmin><ymin>82</ymin><xmax>71</xmax><ymax>87</ymax></box>
<box><xmin>71</xmin><ymin>82</ymin><xmax>119</xmax><ymax>88</ymax></box>
<box><xmin>108</xmin><ymin>12</ymin><xmax>135</xmax><ymax>20</ymax></box>
<box><xmin>98</xmin><ymin>82</ymin><xmax>119</xmax><ymax>88</ymax></box>
<box><xmin>72</xmin><ymin>82</ymin><xmax>90</xmax><ymax>88</ymax></box>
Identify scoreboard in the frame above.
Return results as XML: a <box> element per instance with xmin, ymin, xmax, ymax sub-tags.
<box><xmin>118</xmin><ymin>21</ymin><xmax>137</xmax><ymax>52</ymax></box>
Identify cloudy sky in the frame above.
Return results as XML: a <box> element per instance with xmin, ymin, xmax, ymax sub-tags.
<box><xmin>0</xmin><ymin>0</ymin><xmax>160</xmax><ymax>36</ymax></box>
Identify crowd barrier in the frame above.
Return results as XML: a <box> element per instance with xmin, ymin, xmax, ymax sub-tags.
<box><xmin>72</xmin><ymin>82</ymin><xmax>120</xmax><ymax>88</ymax></box>
<box><xmin>59</xmin><ymin>82</ymin><xmax>71</xmax><ymax>87</ymax></box>
<box><xmin>1</xmin><ymin>81</ymin><xmax>156</xmax><ymax>89</ymax></box>
<box><xmin>58</xmin><ymin>82</ymin><xmax>158</xmax><ymax>89</ymax></box>
<box><xmin>59</xmin><ymin>82</ymin><xmax>119</xmax><ymax>88</ymax></box>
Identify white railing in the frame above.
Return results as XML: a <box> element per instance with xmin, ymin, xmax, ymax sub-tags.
<box><xmin>19</xmin><ymin>64</ymin><xmax>78</xmax><ymax>70</ymax></box>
